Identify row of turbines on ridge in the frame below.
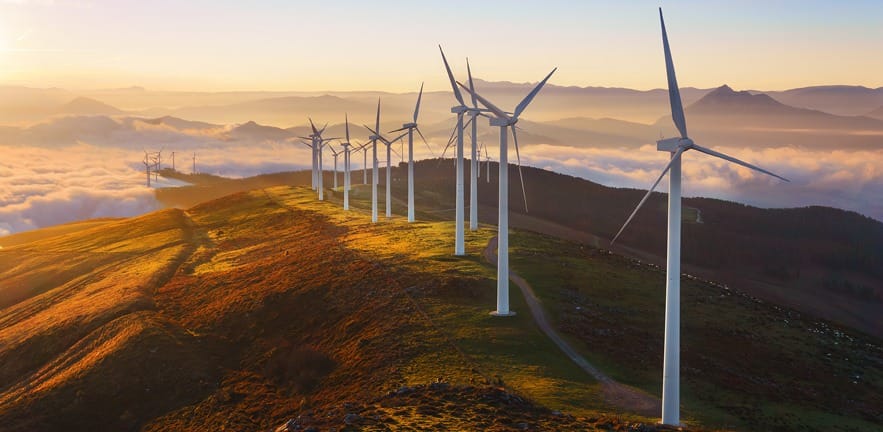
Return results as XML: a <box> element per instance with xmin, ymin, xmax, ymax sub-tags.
<box><xmin>142</xmin><ymin>150</ymin><xmax>198</xmax><ymax>187</ymax></box>
<box><xmin>154</xmin><ymin>9</ymin><xmax>791</xmax><ymax>426</ymax></box>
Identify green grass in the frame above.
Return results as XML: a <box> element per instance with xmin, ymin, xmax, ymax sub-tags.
<box><xmin>262</xmin><ymin>187</ymin><xmax>636</xmax><ymax>419</ymax></box>
<box><xmin>506</xmin><ymin>229</ymin><xmax>883</xmax><ymax>432</ymax></box>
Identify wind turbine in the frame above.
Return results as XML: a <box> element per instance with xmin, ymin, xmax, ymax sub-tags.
<box><xmin>360</xmin><ymin>142</ymin><xmax>369</xmax><ymax>185</ymax></box>
<box><xmin>464</xmin><ymin>59</ymin><xmax>484</xmax><ymax>231</ymax></box>
<box><xmin>459</xmin><ymin>67</ymin><xmax>556</xmax><ymax>317</ymax></box>
<box><xmin>192</xmin><ymin>152</ymin><xmax>197</xmax><ymax>175</ymax></box>
<box><xmin>363</xmin><ymin>99</ymin><xmax>383</xmax><ymax>223</ymax></box>
<box><xmin>440</xmin><ymin>46</ymin><xmax>468</xmax><ymax>255</ymax></box>
<box><xmin>143</xmin><ymin>151</ymin><xmax>151</xmax><ymax>187</ymax></box>
<box><xmin>388</xmin><ymin>83</ymin><xmax>432</xmax><ymax>223</ymax></box>
<box><xmin>611</xmin><ymin>8</ymin><xmax>789</xmax><ymax>426</ymax></box>
<box><xmin>304</xmin><ymin>119</ymin><xmax>339</xmax><ymax>201</ymax></box>
<box><xmin>298</xmin><ymin>120</ymin><xmax>320</xmax><ymax>190</ymax></box>
<box><xmin>328</xmin><ymin>144</ymin><xmax>341</xmax><ymax>189</ymax></box>
<box><xmin>341</xmin><ymin>114</ymin><xmax>354</xmax><ymax>211</ymax></box>
<box><xmin>365</xmin><ymin>125</ymin><xmax>406</xmax><ymax>219</ymax></box>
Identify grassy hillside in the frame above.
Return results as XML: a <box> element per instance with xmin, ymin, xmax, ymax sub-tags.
<box><xmin>2</xmin><ymin>185</ymin><xmax>879</xmax><ymax>431</ymax></box>
<box><xmin>155</xmin><ymin>161</ymin><xmax>883</xmax><ymax>340</ymax></box>
<box><xmin>0</xmin><ymin>186</ymin><xmax>671</xmax><ymax>431</ymax></box>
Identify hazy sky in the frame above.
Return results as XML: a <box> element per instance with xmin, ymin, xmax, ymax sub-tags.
<box><xmin>0</xmin><ymin>0</ymin><xmax>881</xmax><ymax>92</ymax></box>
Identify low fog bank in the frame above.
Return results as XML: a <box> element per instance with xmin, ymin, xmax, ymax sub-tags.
<box><xmin>0</xmin><ymin>142</ymin><xmax>312</xmax><ymax>236</ymax></box>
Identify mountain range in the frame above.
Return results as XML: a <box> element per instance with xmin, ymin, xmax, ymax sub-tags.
<box><xmin>5</xmin><ymin>82</ymin><xmax>883</xmax><ymax>152</ymax></box>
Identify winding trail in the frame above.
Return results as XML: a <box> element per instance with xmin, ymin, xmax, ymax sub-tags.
<box><xmin>483</xmin><ymin>236</ymin><xmax>662</xmax><ymax>417</ymax></box>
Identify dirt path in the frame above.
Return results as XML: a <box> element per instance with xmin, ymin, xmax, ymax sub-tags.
<box><xmin>482</xmin><ymin>236</ymin><xmax>661</xmax><ymax>418</ymax></box>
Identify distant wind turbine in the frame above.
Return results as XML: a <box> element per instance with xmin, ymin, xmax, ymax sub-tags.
<box><xmin>388</xmin><ymin>83</ymin><xmax>433</xmax><ymax>223</ymax></box>
<box><xmin>459</xmin><ymin>66</ymin><xmax>556</xmax><ymax>317</ymax></box>
<box><xmin>365</xmin><ymin>125</ymin><xmax>407</xmax><ymax>219</ymax></box>
<box><xmin>329</xmin><ymin>144</ymin><xmax>341</xmax><ymax>189</ymax></box>
<box><xmin>301</xmin><ymin>119</ymin><xmax>339</xmax><ymax>201</ymax></box>
<box><xmin>364</xmin><ymin>99</ymin><xmax>383</xmax><ymax>223</ymax></box>
<box><xmin>611</xmin><ymin>8</ymin><xmax>789</xmax><ymax>426</ymax></box>
<box><xmin>143</xmin><ymin>151</ymin><xmax>151</xmax><ymax>187</ymax></box>
<box><xmin>341</xmin><ymin>114</ymin><xmax>354</xmax><ymax>211</ymax></box>
<box><xmin>298</xmin><ymin>121</ymin><xmax>319</xmax><ymax>190</ymax></box>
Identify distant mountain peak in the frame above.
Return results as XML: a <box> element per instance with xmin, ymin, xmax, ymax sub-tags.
<box><xmin>688</xmin><ymin>85</ymin><xmax>785</xmax><ymax>113</ymax></box>
<box><xmin>58</xmin><ymin>97</ymin><xmax>123</xmax><ymax>115</ymax></box>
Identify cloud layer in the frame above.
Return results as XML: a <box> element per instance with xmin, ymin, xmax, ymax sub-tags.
<box><xmin>2</xmin><ymin>114</ymin><xmax>881</xmax><ymax>238</ymax></box>
<box><xmin>0</xmin><ymin>138</ymin><xmax>314</xmax><ymax>237</ymax></box>
<box><xmin>517</xmin><ymin>143</ymin><xmax>883</xmax><ymax>220</ymax></box>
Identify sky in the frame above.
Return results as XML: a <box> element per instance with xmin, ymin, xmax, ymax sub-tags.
<box><xmin>0</xmin><ymin>0</ymin><xmax>881</xmax><ymax>92</ymax></box>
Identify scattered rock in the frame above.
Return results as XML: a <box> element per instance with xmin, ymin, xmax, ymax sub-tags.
<box><xmin>343</xmin><ymin>413</ymin><xmax>361</xmax><ymax>425</ymax></box>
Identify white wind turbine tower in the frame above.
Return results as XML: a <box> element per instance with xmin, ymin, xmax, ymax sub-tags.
<box><xmin>459</xmin><ymin>68</ymin><xmax>556</xmax><ymax>317</ymax></box>
<box><xmin>611</xmin><ymin>8</ymin><xmax>789</xmax><ymax>426</ymax></box>
<box><xmin>439</xmin><ymin>46</ymin><xmax>468</xmax><ymax>255</ymax></box>
<box><xmin>388</xmin><ymin>83</ymin><xmax>432</xmax><ymax>223</ymax></box>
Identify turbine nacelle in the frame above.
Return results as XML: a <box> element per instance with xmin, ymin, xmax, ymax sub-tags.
<box><xmin>451</xmin><ymin>105</ymin><xmax>468</xmax><ymax>114</ymax></box>
<box><xmin>489</xmin><ymin>116</ymin><xmax>514</xmax><ymax>127</ymax></box>
<box><xmin>401</xmin><ymin>122</ymin><xmax>417</xmax><ymax>128</ymax></box>
<box><xmin>657</xmin><ymin>137</ymin><xmax>692</xmax><ymax>152</ymax></box>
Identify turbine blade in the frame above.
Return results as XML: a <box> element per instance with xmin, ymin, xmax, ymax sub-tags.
<box><xmin>439</xmin><ymin>45</ymin><xmax>465</xmax><ymax>106</ymax></box>
<box><xmin>511</xmin><ymin>125</ymin><xmax>529</xmax><ymax>213</ymax></box>
<box><xmin>466</xmin><ymin>57</ymin><xmax>478</xmax><ymax>108</ymax></box>
<box><xmin>309</xmin><ymin>118</ymin><xmax>318</xmax><ymax>135</ymax></box>
<box><xmin>375</xmin><ymin>98</ymin><xmax>381</xmax><ymax>132</ymax></box>
<box><xmin>691</xmin><ymin>143</ymin><xmax>790</xmax><ymax>182</ymax></box>
<box><xmin>462</xmin><ymin>114</ymin><xmax>475</xmax><ymax>132</ymax></box>
<box><xmin>512</xmin><ymin>67</ymin><xmax>557</xmax><ymax>119</ymax></box>
<box><xmin>660</xmin><ymin>8</ymin><xmax>688</xmax><ymax>139</ymax></box>
<box><xmin>439</xmin><ymin>126</ymin><xmax>456</xmax><ymax>162</ymax></box>
<box><xmin>345</xmin><ymin>113</ymin><xmax>350</xmax><ymax>143</ymax></box>
<box><xmin>458</xmin><ymin>81</ymin><xmax>509</xmax><ymax>120</ymax></box>
<box><xmin>388</xmin><ymin>126</ymin><xmax>409</xmax><ymax>133</ymax></box>
<box><xmin>391</xmin><ymin>131</ymin><xmax>408</xmax><ymax>143</ymax></box>
<box><xmin>611</xmin><ymin>147</ymin><xmax>686</xmax><ymax>244</ymax></box>
<box><xmin>319</xmin><ymin>123</ymin><xmax>328</xmax><ymax>135</ymax></box>
<box><xmin>415</xmin><ymin>127</ymin><xmax>433</xmax><ymax>156</ymax></box>
<box><xmin>413</xmin><ymin>82</ymin><xmax>424</xmax><ymax>123</ymax></box>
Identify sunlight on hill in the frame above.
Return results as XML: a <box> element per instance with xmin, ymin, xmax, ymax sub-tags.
<box><xmin>0</xmin><ymin>185</ymin><xmax>879</xmax><ymax>431</ymax></box>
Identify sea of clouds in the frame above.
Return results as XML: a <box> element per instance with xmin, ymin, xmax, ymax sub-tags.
<box><xmin>1</xmin><ymin>115</ymin><xmax>881</xmax><ymax>238</ymax></box>
<box><xmin>518</xmin><ymin>143</ymin><xmax>883</xmax><ymax>220</ymax></box>
<box><xmin>0</xmin><ymin>117</ymin><xmax>314</xmax><ymax>236</ymax></box>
